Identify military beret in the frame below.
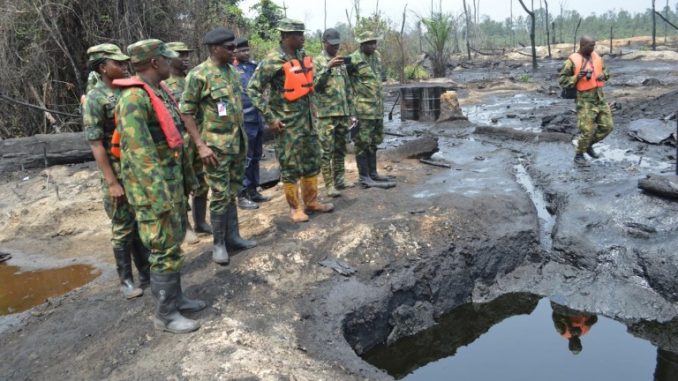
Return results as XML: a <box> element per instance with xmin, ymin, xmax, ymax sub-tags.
<box><xmin>126</xmin><ymin>39</ymin><xmax>178</xmax><ymax>64</ymax></box>
<box><xmin>86</xmin><ymin>43</ymin><xmax>129</xmax><ymax>62</ymax></box>
<box><xmin>166</xmin><ymin>41</ymin><xmax>194</xmax><ymax>53</ymax></box>
<box><xmin>235</xmin><ymin>37</ymin><xmax>249</xmax><ymax>49</ymax></box>
<box><xmin>277</xmin><ymin>18</ymin><xmax>307</xmax><ymax>32</ymax></box>
<box><xmin>204</xmin><ymin>28</ymin><xmax>235</xmax><ymax>45</ymax></box>
<box><xmin>356</xmin><ymin>31</ymin><xmax>383</xmax><ymax>44</ymax></box>
<box><xmin>322</xmin><ymin>28</ymin><xmax>341</xmax><ymax>45</ymax></box>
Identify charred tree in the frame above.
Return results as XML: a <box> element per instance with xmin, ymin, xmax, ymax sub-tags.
<box><xmin>544</xmin><ymin>0</ymin><xmax>551</xmax><ymax>58</ymax></box>
<box><xmin>652</xmin><ymin>0</ymin><xmax>657</xmax><ymax>51</ymax></box>
<box><xmin>462</xmin><ymin>0</ymin><xmax>472</xmax><ymax>60</ymax></box>
<box><xmin>518</xmin><ymin>0</ymin><xmax>537</xmax><ymax>70</ymax></box>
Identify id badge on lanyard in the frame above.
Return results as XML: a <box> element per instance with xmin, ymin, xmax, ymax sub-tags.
<box><xmin>217</xmin><ymin>101</ymin><xmax>228</xmax><ymax>117</ymax></box>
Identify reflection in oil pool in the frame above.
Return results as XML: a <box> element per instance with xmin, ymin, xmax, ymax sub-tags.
<box><xmin>0</xmin><ymin>263</ymin><xmax>100</xmax><ymax>315</ymax></box>
<box><xmin>363</xmin><ymin>294</ymin><xmax>678</xmax><ymax>380</ymax></box>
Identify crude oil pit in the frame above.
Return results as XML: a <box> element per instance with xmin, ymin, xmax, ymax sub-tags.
<box><xmin>0</xmin><ymin>263</ymin><xmax>100</xmax><ymax>315</ymax></box>
<box><xmin>362</xmin><ymin>294</ymin><xmax>670</xmax><ymax>380</ymax></box>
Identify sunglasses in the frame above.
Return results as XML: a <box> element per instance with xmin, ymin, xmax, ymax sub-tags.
<box><xmin>221</xmin><ymin>43</ymin><xmax>236</xmax><ymax>51</ymax></box>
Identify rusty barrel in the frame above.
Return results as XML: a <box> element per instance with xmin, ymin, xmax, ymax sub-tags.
<box><xmin>400</xmin><ymin>87</ymin><xmax>421</xmax><ymax>121</ymax></box>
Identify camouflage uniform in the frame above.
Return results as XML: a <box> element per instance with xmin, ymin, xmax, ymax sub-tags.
<box><xmin>347</xmin><ymin>48</ymin><xmax>385</xmax><ymax>157</ymax></box>
<box><xmin>248</xmin><ymin>18</ymin><xmax>333</xmax><ymax>223</ymax></box>
<box><xmin>313</xmin><ymin>50</ymin><xmax>354</xmax><ymax>191</ymax></box>
<box><xmin>83</xmin><ymin>81</ymin><xmax>136</xmax><ymax>250</ymax></box>
<box><xmin>180</xmin><ymin>58</ymin><xmax>246</xmax><ymax>214</ymax></box>
<box><xmin>117</xmin><ymin>65</ymin><xmax>188</xmax><ymax>273</ymax></box>
<box><xmin>247</xmin><ymin>47</ymin><xmax>320</xmax><ymax>183</ymax></box>
<box><xmin>559</xmin><ymin>57</ymin><xmax>613</xmax><ymax>154</ymax></box>
<box><xmin>165</xmin><ymin>73</ymin><xmax>209</xmax><ymax>199</ymax></box>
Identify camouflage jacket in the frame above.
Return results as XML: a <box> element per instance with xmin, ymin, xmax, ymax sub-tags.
<box><xmin>82</xmin><ymin>81</ymin><xmax>121</xmax><ymax>171</ymax></box>
<box><xmin>116</xmin><ymin>76</ymin><xmax>188</xmax><ymax>218</ymax></box>
<box><xmin>180</xmin><ymin>58</ymin><xmax>246</xmax><ymax>155</ymax></box>
<box><xmin>558</xmin><ymin>57</ymin><xmax>610</xmax><ymax>103</ymax></box>
<box><xmin>312</xmin><ymin>50</ymin><xmax>354</xmax><ymax>118</ymax></box>
<box><xmin>164</xmin><ymin>74</ymin><xmax>186</xmax><ymax>101</ymax></box>
<box><xmin>347</xmin><ymin>49</ymin><xmax>385</xmax><ymax>119</ymax></box>
<box><xmin>247</xmin><ymin>46</ymin><xmax>314</xmax><ymax>131</ymax></box>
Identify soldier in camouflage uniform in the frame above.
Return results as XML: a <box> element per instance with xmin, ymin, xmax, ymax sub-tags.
<box><xmin>559</xmin><ymin>36</ymin><xmax>613</xmax><ymax>166</ymax></box>
<box><xmin>165</xmin><ymin>42</ymin><xmax>212</xmax><ymax>243</ymax></box>
<box><xmin>313</xmin><ymin>28</ymin><xmax>356</xmax><ymax>198</ymax></box>
<box><xmin>116</xmin><ymin>39</ymin><xmax>206</xmax><ymax>334</ymax></box>
<box><xmin>180</xmin><ymin>28</ymin><xmax>256</xmax><ymax>265</ymax></box>
<box><xmin>82</xmin><ymin>43</ymin><xmax>149</xmax><ymax>299</ymax></box>
<box><xmin>247</xmin><ymin>18</ymin><xmax>334</xmax><ymax>223</ymax></box>
<box><xmin>346</xmin><ymin>31</ymin><xmax>395</xmax><ymax>189</ymax></box>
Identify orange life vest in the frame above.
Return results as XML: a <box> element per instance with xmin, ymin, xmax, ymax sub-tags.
<box><xmin>282</xmin><ymin>56</ymin><xmax>314</xmax><ymax>101</ymax></box>
<box><xmin>109</xmin><ymin>78</ymin><xmax>184</xmax><ymax>159</ymax></box>
<box><xmin>561</xmin><ymin>315</ymin><xmax>592</xmax><ymax>340</ymax></box>
<box><xmin>569</xmin><ymin>52</ymin><xmax>605</xmax><ymax>92</ymax></box>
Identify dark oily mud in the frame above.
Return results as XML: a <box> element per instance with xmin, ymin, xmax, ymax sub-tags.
<box><xmin>0</xmin><ymin>56</ymin><xmax>677</xmax><ymax>380</ymax></box>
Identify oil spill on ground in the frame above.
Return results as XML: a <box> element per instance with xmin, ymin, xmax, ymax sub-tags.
<box><xmin>0</xmin><ymin>263</ymin><xmax>100</xmax><ymax>315</ymax></box>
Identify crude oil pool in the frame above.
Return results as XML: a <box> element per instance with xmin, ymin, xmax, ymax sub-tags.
<box><xmin>362</xmin><ymin>294</ymin><xmax>677</xmax><ymax>381</ymax></box>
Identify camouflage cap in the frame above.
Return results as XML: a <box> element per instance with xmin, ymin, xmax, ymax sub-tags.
<box><xmin>166</xmin><ymin>41</ymin><xmax>194</xmax><ymax>53</ymax></box>
<box><xmin>86</xmin><ymin>43</ymin><xmax>129</xmax><ymax>62</ymax></box>
<box><xmin>356</xmin><ymin>31</ymin><xmax>383</xmax><ymax>44</ymax></box>
<box><xmin>276</xmin><ymin>18</ymin><xmax>307</xmax><ymax>32</ymax></box>
<box><xmin>126</xmin><ymin>39</ymin><xmax>179</xmax><ymax>64</ymax></box>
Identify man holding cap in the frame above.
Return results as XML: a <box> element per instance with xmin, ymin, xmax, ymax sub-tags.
<box><xmin>115</xmin><ymin>39</ymin><xmax>206</xmax><ymax>334</ymax></box>
<box><xmin>347</xmin><ymin>31</ymin><xmax>395</xmax><ymax>189</ymax></box>
<box><xmin>180</xmin><ymin>28</ymin><xmax>257</xmax><ymax>266</ymax></box>
<box><xmin>233</xmin><ymin>37</ymin><xmax>271</xmax><ymax>206</ymax></box>
<box><xmin>248</xmin><ymin>18</ymin><xmax>334</xmax><ymax>223</ymax></box>
<box><xmin>313</xmin><ymin>28</ymin><xmax>356</xmax><ymax>198</ymax></box>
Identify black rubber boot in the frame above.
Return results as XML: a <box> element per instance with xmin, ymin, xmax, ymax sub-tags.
<box><xmin>586</xmin><ymin>145</ymin><xmax>600</xmax><ymax>159</ymax></box>
<box><xmin>150</xmin><ymin>272</ymin><xmax>200</xmax><ymax>334</ymax></box>
<box><xmin>130</xmin><ymin>234</ymin><xmax>150</xmax><ymax>288</ymax></box>
<box><xmin>574</xmin><ymin>153</ymin><xmax>590</xmax><ymax>166</ymax></box>
<box><xmin>211</xmin><ymin>212</ymin><xmax>229</xmax><ymax>265</ymax></box>
<box><xmin>357</xmin><ymin>154</ymin><xmax>395</xmax><ymax>189</ymax></box>
<box><xmin>368</xmin><ymin>151</ymin><xmax>395</xmax><ymax>182</ymax></box>
<box><xmin>248</xmin><ymin>187</ymin><xmax>270</xmax><ymax>203</ymax></box>
<box><xmin>192</xmin><ymin>195</ymin><xmax>213</xmax><ymax>234</ymax></box>
<box><xmin>113</xmin><ymin>246</ymin><xmax>143</xmax><ymax>299</ymax></box>
<box><xmin>226</xmin><ymin>203</ymin><xmax>257</xmax><ymax>250</ymax></box>
<box><xmin>177</xmin><ymin>274</ymin><xmax>207</xmax><ymax>313</ymax></box>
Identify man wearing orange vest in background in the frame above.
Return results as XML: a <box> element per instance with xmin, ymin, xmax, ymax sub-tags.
<box><xmin>559</xmin><ymin>36</ymin><xmax>614</xmax><ymax>167</ymax></box>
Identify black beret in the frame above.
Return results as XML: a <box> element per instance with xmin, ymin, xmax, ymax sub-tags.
<box><xmin>204</xmin><ymin>27</ymin><xmax>235</xmax><ymax>45</ymax></box>
<box><xmin>235</xmin><ymin>37</ymin><xmax>249</xmax><ymax>49</ymax></box>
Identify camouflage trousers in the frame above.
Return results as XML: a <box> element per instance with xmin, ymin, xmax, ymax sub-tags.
<box><xmin>184</xmin><ymin>134</ymin><xmax>209</xmax><ymax>198</ymax></box>
<box><xmin>134</xmin><ymin>199</ymin><xmax>187</xmax><ymax>274</ymax></box>
<box><xmin>205</xmin><ymin>147</ymin><xmax>246</xmax><ymax>214</ymax></box>
<box><xmin>576</xmin><ymin>97</ymin><xmax>614</xmax><ymax>154</ymax></box>
<box><xmin>353</xmin><ymin>118</ymin><xmax>384</xmax><ymax>157</ymax></box>
<box><xmin>275</xmin><ymin>129</ymin><xmax>321</xmax><ymax>184</ymax></box>
<box><xmin>316</xmin><ymin>116</ymin><xmax>350</xmax><ymax>188</ymax></box>
<box><xmin>102</xmin><ymin>174</ymin><xmax>136</xmax><ymax>250</ymax></box>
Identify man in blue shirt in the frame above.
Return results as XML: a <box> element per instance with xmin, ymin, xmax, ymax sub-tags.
<box><xmin>234</xmin><ymin>37</ymin><xmax>271</xmax><ymax>206</ymax></box>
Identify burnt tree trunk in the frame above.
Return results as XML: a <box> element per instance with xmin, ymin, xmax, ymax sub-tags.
<box><xmin>518</xmin><ymin>0</ymin><xmax>537</xmax><ymax>70</ymax></box>
<box><xmin>652</xmin><ymin>0</ymin><xmax>657</xmax><ymax>51</ymax></box>
<box><xmin>462</xmin><ymin>0</ymin><xmax>472</xmax><ymax>60</ymax></box>
<box><xmin>0</xmin><ymin>132</ymin><xmax>93</xmax><ymax>174</ymax></box>
<box><xmin>544</xmin><ymin>0</ymin><xmax>551</xmax><ymax>58</ymax></box>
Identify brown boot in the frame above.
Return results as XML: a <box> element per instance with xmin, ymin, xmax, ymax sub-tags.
<box><xmin>300</xmin><ymin>176</ymin><xmax>334</xmax><ymax>213</ymax></box>
<box><xmin>282</xmin><ymin>182</ymin><xmax>309</xmax><ymax>223</ymax></box>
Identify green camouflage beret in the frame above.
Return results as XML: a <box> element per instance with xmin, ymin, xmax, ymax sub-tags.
<box><xmin>356</xmin><ymin>31</ymin><xmax>383</xmax><ymax>44</ymax></box>
<box><xmin>166</xmin><ymin>41</ymin><xmax>194</xmax><ymax>53</ymax></box>
<box><xmin>126</xmin><ymin>39</ymin><xmax>179</xmax><ymax>64</ymax></box>
<box><xmin>277</xmin><ymin>18</ymin><xmax>307</xmax><ymax>32</ymax></box>
<box><xmin>86</xmin><ymin>43</ymin><xmax>129</xmax><ymax>62</ymax></box>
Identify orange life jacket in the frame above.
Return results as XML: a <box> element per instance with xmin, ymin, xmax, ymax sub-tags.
<box><xmin>282</xmin><ymin>56</ymin><xmax>314</xmax><ymax>101</ymax></box>
<box><xmin>569</xmin><ymin>52</ymin><xmax>605</xmax><ymax>92</ymax></box>
<box><xmin>561</xmin><ymin>315</ymin><xmax>591</xmax><ymax>339</ymax></box>
<box><xmin>110</xmin><ymin>78</ymin><xmax>184</xmax><ymax>159</ymax></box>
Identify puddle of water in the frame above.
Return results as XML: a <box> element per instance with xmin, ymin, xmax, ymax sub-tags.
<box><xmin>363</xmin><ymin>295</ymin><xmax>670</xmax><ymax>381</ymax></box>
<box><xmin>514</xmin><ymin>163</ymin><xmax>555</xmax><ymax>250</ymax></box>
<box><xmin>462</xmin><ymin>95</ymin><xmax>555</xmax><ymax>132</ymax></box>
<box><xmin>0</xmin><ymin>263</ymin><xmax>100</xmax><ymax>315</ymax></box>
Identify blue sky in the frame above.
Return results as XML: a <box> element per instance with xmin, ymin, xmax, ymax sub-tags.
<box><xmin>240</xmin><ymin>0</ymin><xmax>663</xmax><ymax>32</ymax></box>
